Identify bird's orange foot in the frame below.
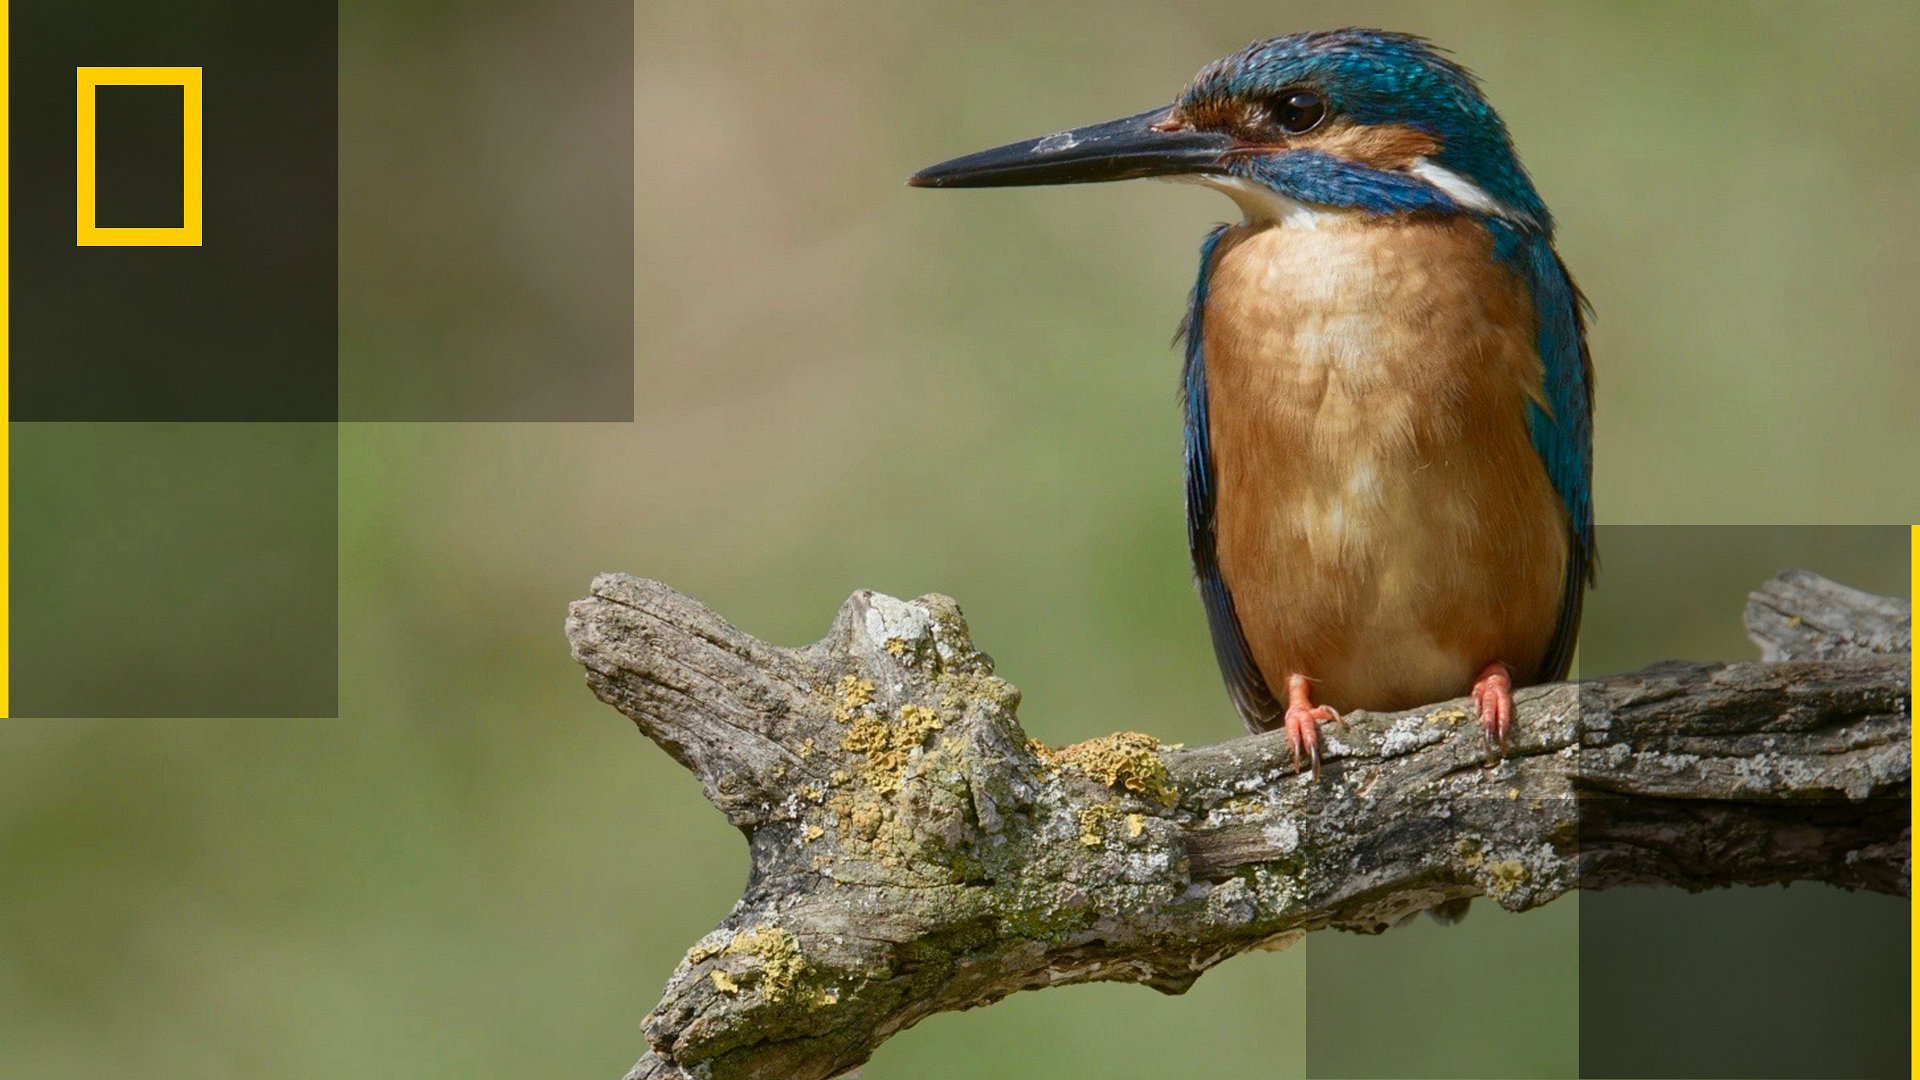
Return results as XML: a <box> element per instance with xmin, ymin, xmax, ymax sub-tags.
<box><xmin>1471</xmin><ymin>661</ymin><xmax>1514</xmax><ymax>754</ymax></box>
<box><xmin>1283</xmin><ymin>674</ymin><xmax>1338</xmax><ymax>779</ymax></box>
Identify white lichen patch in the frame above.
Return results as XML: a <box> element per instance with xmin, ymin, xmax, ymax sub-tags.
<box><xmin>1249</xmin><ymin>864</ymin><xmax>1303</xmax><ymax>913</ymax></box>
<box><xmin>929</xmin><ymin>618</ymin><xmax>975</xmax><ymax>667</ymax></box>
<box><xmin>1731</xmin><ymin>752</ymin><xmax>1819</xmax><ymax>795</ymax></box>
<box><xmin>863</xmin><ymin>596</ymin><xmax>932</xmax><ymax>653</ymax></box>
<box><xmin>1124</xmin><ymin>850</ymin><xmax>1172</xmax><ymax>883</ymax></box>
<box><xmin>1595</xmin><ymin>743</ymin><xmax>1632</xmax><ymax>769</ymax></box>
<box><xmin>1320</xmin><ymin>732</ymin><xmax>1356</xmax><ymax>757</ymax></box>
<box><xmin>1379</xmin><ymin>715</ymin><xmax>1444</xmax><ymax>756</ymax></box>
<box><xmin>1263</xmin><ymin>818</ymin><xmax>1300</xmax><ymax>855</ymax></box>
<box><xmin>1206</xmin><ymin>878</ymin><xmax>1258</xmax><ymax>927</ymax></box>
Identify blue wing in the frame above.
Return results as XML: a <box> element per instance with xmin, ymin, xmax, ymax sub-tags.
<box><xmin>1179</xmin><ymin>226</ymin><xmax>1281</xmax><ymax>732</ymax></box>
<box><xmin>1509</xmin><ymin>226</ymin><xmax>1597</xmax><ymax>682</ymax></box>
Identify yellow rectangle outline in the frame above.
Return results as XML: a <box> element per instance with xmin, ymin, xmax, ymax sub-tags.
<box><xmin>75</xmin><ymin>66</ymin><xmax>203</xmax><ymax>246</ymax></box>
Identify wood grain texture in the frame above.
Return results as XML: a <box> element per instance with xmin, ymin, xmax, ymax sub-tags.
<box><xmin>1745</xmin><ymin>567</ymin><xmax>1912</xmax><ymax>661</ymax></box>
<box><xmin>566</xmin><ymin>570</ymin><xmax>1910</xmax><ymax>1080</ymax></box>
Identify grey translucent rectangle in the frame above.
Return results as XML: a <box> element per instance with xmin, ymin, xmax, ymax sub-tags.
<box><xmin>11</xmin><ymin>423</ymin><xmax>338</xmax><ymax>718</ymax></box>
<box><xmin>1304</xmin><ymin>798</ymin><xmax>1581</xmax><ymax>1079</ymax></box>
<box><xmin>1575</xmin><ymin>524</ymin><xmax>1909</xmax><ymax>1079</ymax></box>
<box><xmin>339</xmin><ymin>0</ymin><xmax>634</xmax><ymax>421</ymax></box>
<box><xmin>10</xmin><ymin>0</ymin><xmax>337</xmax><ymax>422</ymax></box>
<box><xmin>1307</xmin><ymin>525</ymin><xmax>1910</xmax><ymax>1078</ymax></box>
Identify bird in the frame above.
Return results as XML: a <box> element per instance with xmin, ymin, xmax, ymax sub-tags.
<box><xmin>909</xmin><ymin>29</ymin><xmax>1594</xmax><ymax>777</ymax></box>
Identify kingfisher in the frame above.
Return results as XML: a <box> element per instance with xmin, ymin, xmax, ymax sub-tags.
<box><xmin>910</xmin><ymin>29</ymin><xmax>1595</xmax><ymax>775</ymax></box>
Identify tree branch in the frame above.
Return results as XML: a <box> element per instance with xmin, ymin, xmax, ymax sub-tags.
<box><xmin>566</xmin><ymin>571</ymin><xmax>1911</xmax><ymax>1080</ymax></box>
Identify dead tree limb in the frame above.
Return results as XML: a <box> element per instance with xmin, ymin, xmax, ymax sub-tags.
<box><xmin>565</xmin><ymin>570</ymin><xmax>1911</xmax><ymax>1080</ymax></box>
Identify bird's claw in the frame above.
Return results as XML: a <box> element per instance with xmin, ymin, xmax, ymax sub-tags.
<box><xmin>1471</xmin><ymin>661</ymin><xmax>1514</xmax><ymax>758</ymax></box>
<box><xmin>1283</xmin><ymin>700</ymin><xmax>1338</xmax><ymax>781</ymax></box>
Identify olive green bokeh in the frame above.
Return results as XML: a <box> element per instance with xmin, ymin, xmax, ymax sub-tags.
<box><xmin>6</xmin><ymin>1</ymin><xmax>1919</xmax><ymax>1078</ymax></box>
<box><xmin>9</xmin><ymin>423</ymin><xmax>337</xmax><ymax>717</ymax></box>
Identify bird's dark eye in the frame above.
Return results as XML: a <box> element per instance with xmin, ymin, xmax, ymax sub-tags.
<box><xmin>1269</xmin><ymin>90</ymin><xmax>1327</xmax><ymax>135</ymax></box>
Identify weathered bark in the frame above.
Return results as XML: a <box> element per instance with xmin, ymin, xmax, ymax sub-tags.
<box><xmin>565</xmin><ymin>571</ymin><xmax>1911</xmax><ymax>1080</ymax></box>
<box><xmin>1744</xmin><ymin>567</ymin><xmax>1912</xmax><ymax>661</ymax></box>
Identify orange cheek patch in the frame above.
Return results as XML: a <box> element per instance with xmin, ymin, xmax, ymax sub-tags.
<box><xmin>1301</xmin><ymin>122</ymin><xmax>1442</xmax><ymax>170</ymax></box>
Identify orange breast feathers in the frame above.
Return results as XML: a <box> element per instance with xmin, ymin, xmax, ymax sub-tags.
<box><xmin>1202</xmin><ymin>216</ymin><xmax>1569</xmax><ymax>715</ymax></box>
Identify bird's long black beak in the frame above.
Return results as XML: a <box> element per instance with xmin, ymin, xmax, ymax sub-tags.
<box><xmin>908</xmin><ymin>106</ymin><xmax>1233</xmax><ymax>188</ymax></box>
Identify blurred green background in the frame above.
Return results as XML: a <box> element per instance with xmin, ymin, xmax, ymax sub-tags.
<box><xmin>4</xmin><ymin>1</ymin><xmax>1918</xmax><ymax>1078</ymax></box>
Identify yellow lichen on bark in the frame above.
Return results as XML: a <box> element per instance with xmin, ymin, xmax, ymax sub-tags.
<box><xmin>832</xmin><ymin>676</ymin><xmax>876</xmax><ymax>723</ymax></box>
<box><xmin>842</xmin><ymin>703</ymin><xmax>946</xmax><ymax>796</ymax></box>
<box><xmin>1077</xmin><ymin>804</ymin><xmax>1117</xmax><ymax>847</ymax></box>
<box><xmin>1035</xmin><ymin>732</ymin><xmax>1178</xmax><ymax>807</ymax></box>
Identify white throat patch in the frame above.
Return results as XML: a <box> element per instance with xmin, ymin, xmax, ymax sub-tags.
<box><xmin>1166</xmin><ymin>174</ymin><xmax>1350</xmax><ymax>229</ymax></box>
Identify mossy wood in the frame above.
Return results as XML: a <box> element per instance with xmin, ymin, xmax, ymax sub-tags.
<box><xmin>565</xmin><ymin>571</ymin><xmax>1911</xmax><ymax>1080</ymax></box>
